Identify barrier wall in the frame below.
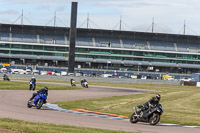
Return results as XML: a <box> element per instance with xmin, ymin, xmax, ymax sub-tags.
<box><xmin>0</xmin><ymin>74</ymin><xmax>181</xmax><ymax>85</ymax></box>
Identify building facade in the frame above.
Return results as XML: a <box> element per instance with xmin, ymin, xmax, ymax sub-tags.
<box><xmin>0</xmin><ymin>23</ymin><xmax>200</xmax><ymax>74</ymax></box>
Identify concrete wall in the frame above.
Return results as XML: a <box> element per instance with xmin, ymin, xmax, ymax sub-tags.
<box><xmin>1</xmin><ymin>74</ymin><xmax>181</xmax><ymax>85</ymax></box>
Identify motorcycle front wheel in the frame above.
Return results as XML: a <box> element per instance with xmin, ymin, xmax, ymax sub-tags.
<box><xmin>130</xmin><ymin>113</ymin><xmax>138</xmax><ymax>123</ymax></box>
<box><xmin>36</xmin><ymin>99</ymin><xmax>44</xmax><ymax>109</ymax></box>
<box><xmin>149</xmin><ymin>113</ymin><xmax>160</xmax><ymax>125</ymax></box>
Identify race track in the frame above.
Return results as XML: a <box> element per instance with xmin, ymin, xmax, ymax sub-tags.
<box><xmin>0</xmin><ymin>82</ymin><xmax>199</xmax><ymax>133</ymax></box>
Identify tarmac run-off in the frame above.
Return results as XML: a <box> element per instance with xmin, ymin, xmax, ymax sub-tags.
<box><xmin>0</xmin><ymin>81</ymin><xmax>199</xmax><ymax>133</ymax></box>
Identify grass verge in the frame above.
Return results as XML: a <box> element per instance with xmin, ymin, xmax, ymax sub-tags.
<box><xmin>0</xmin><ymin>118</ymin><xmax>130</xmax><ymax>133</ymax></box>
<box><xmin>55</xmin><ymin>83</ymin><xmax>200</xmax><ymax>126</ymax></box>
<box><xmin>0</xmin><ymin>80</ymin><xmax>82</xmax><ymax>90</ymax></box>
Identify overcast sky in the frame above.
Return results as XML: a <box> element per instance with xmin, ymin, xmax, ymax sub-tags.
<box><xmin>0</xmin><ymin>0</ymin><xmax>200</xmax><ymax>35</ymax></box>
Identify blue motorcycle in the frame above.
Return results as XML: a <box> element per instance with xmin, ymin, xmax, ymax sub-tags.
<box><xmin>27</xmin><ymin>91</ymin><xmax>47</xmax><ymax>109</ymax></box>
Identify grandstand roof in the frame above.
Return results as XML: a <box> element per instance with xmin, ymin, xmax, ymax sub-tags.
<box><xmin>0</xmin><ymin>23</ymin><xmax>200</xmax><ymax>44</ymax></box>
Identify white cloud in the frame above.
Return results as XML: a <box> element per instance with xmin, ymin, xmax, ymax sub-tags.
<box><xmin>35</xmin><ymin>5</ymin><xmax>51</xmax><ymax>11</ymax></box>
<box><xmin>0</xmin><ymin>10</ymin><xmax>18</xmax><ymax>15</ymax></box>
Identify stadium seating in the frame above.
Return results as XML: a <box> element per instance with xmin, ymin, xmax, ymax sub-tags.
<box><xmin>2</xmin><ymin>31</ymin><xmax>200</xmax><ymax>54</ymax></box>
<box><xmin>149</xmin><ymin>41</ymin><xmax>175</xmax><ymax>51</ymax></box>
<box><xmin>123</xmin><ymin>39</ymin><xmax>148</xmax><ymax>49</ymax></box>
<box><xmin>95</xmin><ymin>37</ymin><xmax>120</xmax><ymax>48</ymax></box>
<box><xmin>176</xmin><ymin>43</ymin><xmax>200</xmax><ymax>53</ymax></box>
<box><xmin>0</xmin><ymin>32</ymin><xmax>10</xmax><ymax>41</ymax></box>
<box><xmin>12</xmin><ymin>33</ymin><xmax>37</xmax><ymax>43</ymax></box>
<box><xmin>76</xmin><ymin>37</ymin><xmax>93</xmax><ymax>46</ymax></box>
<box><xmin>39</xmin><ymin>34</ymin><xmax>65</xmax><ymax>44</ymax></box>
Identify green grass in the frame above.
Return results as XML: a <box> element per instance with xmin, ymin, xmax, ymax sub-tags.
<box><xmin>2</xmin><ymin>79</ymin><xmax>200</xmax><ymax>126</ymax></box>
<box><xmin>0</xmin><ymin>80</ymin><xmax>82</xmax><ymax>90</ymax></box>
<box><xmin>0</xmin><ymin>118</ymin><xmax>130</xmax><ymax>133</ymax></box>
<box><xmin>55</xmin><ymin>83</ymin><xmax>200</xmax><ymax>126</ymax></box>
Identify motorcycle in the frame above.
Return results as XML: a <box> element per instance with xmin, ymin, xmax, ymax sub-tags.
<box><xmin>71</xmin><ymin>83</ymin><xmax>76</xmax><ymax>87</ymax></box>
<box><xmin>130</xmin><ymin>104</ymin><xmax>163</xmax><ymax>125</ymax></box>
<box><xmin>3</xmin><ymin>75</ymin><xmax>10</xmax><ymax>81</ymax></box>
<box><xmin>29</xmin><ymin>81</ymin><xmax>36</xmax><ymax>91</ymax></box>
<box><xmin>81</xmin><ymin>81</ymin><xmax>88</xmax><ymax>88</ymax></box>
<box><xmin>71</xmin><ymin>80</ymin><xmax>76</xmax><ymax>87</ymax></box>
<box><xmin>27</xmin><ymin>91</ymin><xmax>47</xmax><ymax>109</ymax></box>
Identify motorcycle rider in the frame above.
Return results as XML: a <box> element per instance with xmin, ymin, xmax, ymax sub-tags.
<box><xmin>139</xmin><ymin>94</ymin><xmax>161</xmax><ymax>114</ymax></box>
<box><xmin>31</xmin><ymin>77</ymin><xmax>36</xmax><ymax>83</ymax></box>
<box><xmin>70</xmin><ymin>79</ymin><xmax>76</xmax><ymax>86</ymax></box>
<box><xmin>80</xmin><ymin>79</ymin><xmax>83</xmax><ymax>85</ymax></box>
<box><xmin>81</xmin><ymin>79</ymin><xmax>87</xmax><ymax>86</ymax></box>
<box><xmin>29</xmin><ymin>87</ymin><xmax>48</xmax><ymax>103</ymax></box>
<box><xmin>29</xmin><ymin>77</ymin><xmax>36</xmax><ymax>91</ymax></box>
<box><xmin>3</xmin><ymin>74</ymin><xmax>9</xmax><ymax>81</ymax></box>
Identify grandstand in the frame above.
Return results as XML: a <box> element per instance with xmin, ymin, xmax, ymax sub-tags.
<box><xmin>0</xmin><ymin>23</ymin><xmax>200</xmax><ymax>74</ymax></box>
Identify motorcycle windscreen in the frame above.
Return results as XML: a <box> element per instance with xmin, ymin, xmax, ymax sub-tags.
<box><xmin>39</xmin><ymin>93</ymin><xmax>47</xmax><ymax>99</ymax></box>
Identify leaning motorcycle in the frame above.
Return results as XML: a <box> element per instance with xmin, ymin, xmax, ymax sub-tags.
<box><xmin>27</xmin><ymin>91</ymin><xmax>47</xmax><ymax>109</ymax></box>
<box><xmin>130</xmin><ymin>104</ymin><xmax>163</xmax><ymax>125</ymax></box>
<box><xmin>3</xmin><ymin>75</ymin><xmax>10</xmax><ymax>81</ymax></box>
<box><xmin>81</xmin><ymin>81</ymin><xmax>88</xmax><ymax>88</ymax></box>
<box><xmin>71</xmin><ymin>83</ymin><xmax>76</xmax><ymax>87</ymax></box>
<box><xmin>71</xmin><ymin>80</ymin><xmax>76</xmax><ymax>87</ymax></box>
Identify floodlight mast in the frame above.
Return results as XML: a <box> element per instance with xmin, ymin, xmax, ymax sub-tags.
<box><xmin>183</xmin><ymin>20</ymin><xmax>186</xmax><ymax>35</ymax></box>
<box><xmin>152</xmin><ymin>17</ymin><xmax>154</xmax><ymax>33</ymax></box>
<box><xmin>54</xmin><ymin>11</ymin><xmax>56</xmax><ymax>27</ymax></box>
<box><xmin>21</xmin><ymin>10</ymin><xmax>23</xmax><ymax>25</ymax></box>
<box><xmin>68</xmin><ymin>2</ymin><xmax>78</xmax><ymax>74</ymax></box>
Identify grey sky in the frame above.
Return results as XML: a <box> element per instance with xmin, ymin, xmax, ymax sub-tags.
<box><xmin>0</xmin><ymin>0</ymin><xmax>199</xmax><ymax>35</ymax></box>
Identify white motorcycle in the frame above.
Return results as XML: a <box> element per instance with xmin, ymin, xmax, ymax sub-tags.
<box><xmin>81</xmin><ymin>81</ymin><xmax>88</xmax><ymax>88</ymax></box>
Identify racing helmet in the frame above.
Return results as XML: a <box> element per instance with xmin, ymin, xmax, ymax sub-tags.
<box><xmin>44</xmin><ymin>87</ymin><xmax>48</xmax><ymax>91</ymax></box>
<box><xmin>32</xmin><ymin>76</ymin><xmax>35</xmax><ymax>79</ymax></box>
<box><xmin>156</xmin><ymin>94</ymin><xmax>161</xmax><ymax>101</ymax></box>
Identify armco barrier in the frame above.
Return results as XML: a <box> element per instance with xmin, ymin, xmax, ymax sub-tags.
<box><xmin>0</xmin><ymin>74</ymin><xmax>181</xmax><ymax>85</ymax></box>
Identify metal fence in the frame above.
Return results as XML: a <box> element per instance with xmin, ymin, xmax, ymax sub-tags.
<box><xmin>1</xmin><ymin>74</ymin><xmax>181</xmax><ymax>85</ymax></box>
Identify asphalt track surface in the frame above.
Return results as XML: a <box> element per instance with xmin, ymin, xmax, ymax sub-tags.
<box><xmin>0</xmin><ymin>81</ymin><xmax>199</xmax><ymax>133</ymax></box>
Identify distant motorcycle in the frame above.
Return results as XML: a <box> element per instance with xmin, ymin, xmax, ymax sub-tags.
<box><xmin>27</xmin><ymin>91</ymin><xmax>47</xmax><ymax>109</ymax></box>
<box><xmin>71</xmin><ymin>79</ymin><xmax>76</xmax><ymax>87</ymax></box>
<box><xmin>29</xmin><ymin>81</ymin><xmax>36</xmax><ymax>91</ymax></box>
<box><xmin>3</xmin><ymin>75</ymin><xmax>10</xmax><ymax>81</ymax></box>
<box><xmin>71</xmin><ymin>83</ymin><xmax>76</xmax><ymax>87</ymax></box>
<box><xmin>130</xmin><ymin>104</ymin><xmax>163</xmax><ymax>125</ymax></box>
<box><xmin>81</xmin><ymin>81</ymin><xmax>88</xmax><ymax>88</ymax></box>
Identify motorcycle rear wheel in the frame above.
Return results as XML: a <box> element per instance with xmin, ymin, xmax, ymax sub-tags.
<box><xmin>36</xmin><ymin>99</ymin><xmax>44</xmax><ymax>109</ymax></box>
<box><xmin>149</xmin><ymin>113</ymin><xmax>160</xmax><ymax>125</ymax></box>
<box><xmin>130</xmin><ymin>113</ymin><xmax>138</xmax><ymax>123</ymax></box>
<box><xmin>32</xmin><ymin>86</ymin><xmax>35</xmax><ymax>91</ymax></box>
